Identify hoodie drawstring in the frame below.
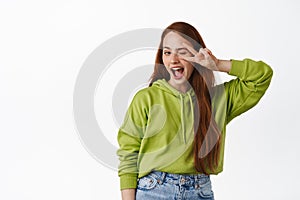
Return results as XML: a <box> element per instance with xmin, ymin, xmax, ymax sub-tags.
<box><xmin>180</xmin><ymin>92</ymin><xmax>194</xmax><ymax>144</ymax></box>
<box><xmin>188</xmin><ymin>92</ymin><xmax>194</xmax><ymax>134</ymax></box>
<box><xmin>179</xmin><ymin>94</ymin><xmax>185</xmax><ymax>143</ymax></box>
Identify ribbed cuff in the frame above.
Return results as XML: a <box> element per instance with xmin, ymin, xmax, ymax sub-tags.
<box><xmin>120</xmin><ymin>174</ymin><xmax>138</xmax><ymax>190</ymax></box>
<box><xmin>228</xmin><ymin>59</ymin><xmax>245</xmax><ymax>78</ymax></box>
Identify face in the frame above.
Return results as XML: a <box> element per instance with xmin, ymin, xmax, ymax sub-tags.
<box><xmin>162</xmin><ymin>31</ymin><xmax>194</xmax><ymax>89</ymax></box>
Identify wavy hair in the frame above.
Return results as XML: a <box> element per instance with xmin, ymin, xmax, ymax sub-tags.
<box><xmin>149</xmin><ymin>22</ymin><xmax>221</xmax><ymax>174</ymax></box>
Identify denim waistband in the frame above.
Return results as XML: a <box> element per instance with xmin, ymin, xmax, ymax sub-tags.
<box><xmin>146</xmin><ymin>171</ymin><xmax>210</xmax><ymax>187</ymax></box>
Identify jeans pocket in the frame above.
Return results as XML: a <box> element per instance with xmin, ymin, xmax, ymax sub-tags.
<box><xmin>197</xmin><ymin>180</ymin><xmax>214</xmax><ymax>199</ymax></box>
<box><xmin>137</xmin><ymin>175</ymin><xmax>158</xmax><ymax>191</ymax></box>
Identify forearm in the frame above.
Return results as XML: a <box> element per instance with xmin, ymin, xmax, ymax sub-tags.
<box><xmin>216</xmin><ymin>59</ymin><xmax>232</xmax><ymax>73</ymax></box>
<box><xmin>228</xmin><ymin>59</ymin><xmax>273</xmax><ymax>84</ymax></box>
<box><xmin>121</xmin><ymin>189</ymin><xmax>136</xmax><ymax>200</ymax></box>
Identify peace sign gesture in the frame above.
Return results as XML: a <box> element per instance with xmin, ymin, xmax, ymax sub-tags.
<box><xmin>180</xmin><ymin>42</ymin><xmax>220</xmax><ymax>71</ymax></box>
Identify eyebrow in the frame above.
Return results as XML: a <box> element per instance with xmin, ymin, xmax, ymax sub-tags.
<box><xmin>163</xmin><ymin>46</ymin><xmax>188</xmax><ymax>51</ymax></box>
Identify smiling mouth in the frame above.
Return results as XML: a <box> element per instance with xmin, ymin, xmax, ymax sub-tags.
<box><xmin>171</xmin><ymin>67</ymin><xmax>184</xmax><ymax>79</ymax></box>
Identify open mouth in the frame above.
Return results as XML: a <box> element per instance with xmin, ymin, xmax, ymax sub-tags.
<box><xmin>171</xmin><ymin>67</ymin><xmax>184</xmax><ymax>79</ymax></box>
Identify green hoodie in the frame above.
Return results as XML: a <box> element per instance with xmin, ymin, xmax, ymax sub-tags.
<box><xmin>117</xmin><ymin>58</ymin><xmax>273</xmax><ymax>190</ymax></box>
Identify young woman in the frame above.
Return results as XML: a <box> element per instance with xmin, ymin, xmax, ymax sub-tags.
<box><xmin>117</xmin><ymin>22</ymin><xmax>273</xmax><ymax>200</ymax></box>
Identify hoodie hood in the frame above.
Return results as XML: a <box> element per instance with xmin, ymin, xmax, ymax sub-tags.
<box><xmin>152</xmin><ymin>79</ymin><xmax>196</xmax><ymax>144</ymax></box>
<box><xmin>152</xmin><ymin>79</ymin><xmax>195</xmax><ymax>97</ymax></box>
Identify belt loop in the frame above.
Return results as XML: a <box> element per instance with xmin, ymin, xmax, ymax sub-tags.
<box><xmin>157</xmin><ymin>172</ymin><xmax>166</xmax><ymax>185</ymax></box>
<box><xmin>160</xmin><ymin>172</ymin><xmax>166</xmax><ymax>183</ymax></box>
<box><xmin>194</xmin><ymin>174</ymin><xmax>199</xmax><ymax>189</ymax></box>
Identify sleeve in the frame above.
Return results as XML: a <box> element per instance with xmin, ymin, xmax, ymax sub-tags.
<box><xmin>116</xmin><ymin>91</ymin><xmax>148</xmax><ymax>190</ymax></box>
<box><xmin>225</xmin><ymin>58</ymin><xmax>273</xmax><ymax>123</ymax></box>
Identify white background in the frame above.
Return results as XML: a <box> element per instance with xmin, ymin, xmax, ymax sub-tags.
<box><xmin>1</xmin><ymin>0</ymin><xmax>300</xmax><ymax>199</ymax></box>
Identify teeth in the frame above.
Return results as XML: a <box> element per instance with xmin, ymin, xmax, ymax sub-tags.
<box><xmin>171</xmin><ymin>67</ymin><xmax>182</xmax><ymax>71</ymax></box>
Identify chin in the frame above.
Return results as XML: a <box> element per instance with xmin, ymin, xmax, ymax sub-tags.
<box><xmin>171</xmin><ymin>77</ymin><xmax>188</xmax><ymax>84</ymax></box>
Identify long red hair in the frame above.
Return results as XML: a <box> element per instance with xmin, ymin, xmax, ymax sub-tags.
<box><xmin>149</xmin><ymin>22</ymin><xmax>221</xmax><ymax>174</ymax></box>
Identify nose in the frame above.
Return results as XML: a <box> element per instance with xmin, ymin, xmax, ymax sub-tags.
<box><xmin>170</xmin><ymin>52</ymin><xmax>179</xmax><ymax>64</ymax></box>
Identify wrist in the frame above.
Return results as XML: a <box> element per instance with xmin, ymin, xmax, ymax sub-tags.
<box><xmin>217</xmin><ymin>59</ymin><xmax>232</xmax><ymax>73</ymax></box>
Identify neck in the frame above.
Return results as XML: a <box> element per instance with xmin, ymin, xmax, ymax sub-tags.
<box><xmin>168</xmin><ymin>80</ymin><xmax>190</xmax><ymax>93</ymax></box>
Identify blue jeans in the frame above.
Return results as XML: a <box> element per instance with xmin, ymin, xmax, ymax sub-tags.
<box><xmin>136</xmin><ymin>171</ymin><xmax>214</xmax><ymax>200</ymax></box>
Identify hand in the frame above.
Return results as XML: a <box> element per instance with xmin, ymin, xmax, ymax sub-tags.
<box><xmin>121</xmin><ymin>189</ymin><xmax>136</xmax><ymax>200</ymax></box>
<box><xmin>180</xmin><ymin>42</ymin><xmax>220</xmax><ymax>71</ymax></box>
